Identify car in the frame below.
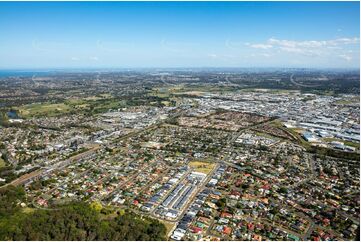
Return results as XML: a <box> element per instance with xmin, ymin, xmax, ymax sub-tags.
<box><xmin>170</xmin><ymin>234</ymin><xmax>182</xmax><ymax>241</ymax></box>
<box><xmin>174</xmin><ymin>228</ymin><xmax>187</xmax><ymax>234</ymax></box>
<box><xmin>141</xmin><ymin>206</ymin><xmax>151</xmax><ymax>212</ymax></box>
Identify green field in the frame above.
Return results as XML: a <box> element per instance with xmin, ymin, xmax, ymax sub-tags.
<box><xmin>16</xmin><ymin>97</ymin><xmax>127</xmax><ymax>118</ymax></box>
<box><xmin>333</xmin><ymin>96</ymin><xmax>359</xmax><ymax>105</ymax></box>
<box><xmin>18</xmin><ymin>103</ymin><xmax>72</xmax><ymax>117</ymax></box>
<box><xmin>240</xmin><ymin>88</ymin><xmax>299</xmax><ymax>94</ymax></box>
<box><xmin>150</xmin><ymin>84</ymin><xmax>238</xmax><ymax>98</ymax></box>
<box><xmin>323</xmin><ymin>138</ymin><xmax>360</xmax><ymax>149</ymax></box>
<box><xmin>255</xmin><ymin>131</ymin><xmax>278</xmax><ymax>139</ymax></box>
<box><xmin>150</xmin><ymin>85</ymin><xmax>185</xmax><ymax>98</ymax></box>
<box><xmin>0</xmin><ymin>157</ymin><xmax>5</xmax><ymax>168</ymax></box>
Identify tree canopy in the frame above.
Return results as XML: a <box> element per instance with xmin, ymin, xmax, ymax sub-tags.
<box><xmin>0</xmin><ymin>186</ymin><xmax>166</xmax><ymax>241</ymax></box>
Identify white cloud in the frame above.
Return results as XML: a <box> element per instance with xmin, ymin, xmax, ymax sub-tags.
<box><xmin>245</xmin><ymin>37</ymin><xmax>359</xmax><ymax>57</ymax></box>
<box><xmin>236</xmin><ymin>36</ymin><xmax>360</xmax><ymax>67</ymax></box>
<box><xmin>268</xmin><ymin>38</ymin><xmax>325</xmax><ymax>50</ymax></box>
<box><xmin>90</xmin><ymin>56</ymin><xmax>99</xmax><ymax>61</ymax></box>
<box><xmin>339</xmin><ymin>54</ymin><xmax>352</xmax><ymax>61</ymax></box>
<box><xmin>250</xmin><ymin>53</ymin><xmax>272</xmax><ymax>58</ymax></box>
<box><xmin>267</xmin><ymin>37</ymin><xmax>359</xmax><ymax>49</ymax></box>
<box><xmin>71</xmin><ymin>57</ymin><xmax>80</xmax><ymax>61</ymax></box>
<box><xmin>331</xmin><ymin>38</ymin><xmax>359</xmax><ymax>45</ymax></box>
<box><xmin>249</xmin><ymin>44</ymin><xmax>273</xmax><ymax>49</ymax></box>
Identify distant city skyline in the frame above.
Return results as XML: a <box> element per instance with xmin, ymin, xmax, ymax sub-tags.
<box><xmin>0</xmin><ymin>1</ymin><xmax>359</xmax><ymax>69</ymax></box>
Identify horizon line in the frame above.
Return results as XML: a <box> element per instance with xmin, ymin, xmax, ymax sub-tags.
<box><xmin>0</xmin><ymin>67</ymin><xmax>360</xmax><ymax>71</ymax></box>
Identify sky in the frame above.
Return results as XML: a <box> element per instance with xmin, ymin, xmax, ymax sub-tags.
<box><xmin>0</xmin><ymin>1</ymin><xmax>359</xmax><ymax>69</ymax></box>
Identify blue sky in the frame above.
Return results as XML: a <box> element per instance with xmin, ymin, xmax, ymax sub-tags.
<box><xmin>0</xmin><ymin>1</ymin><xmax>359</xmax><ymax>69</ymax></box>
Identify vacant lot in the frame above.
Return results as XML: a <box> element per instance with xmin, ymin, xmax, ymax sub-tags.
<box><xmin>162</xmin><ymin>221</ymin><xmax>176</xmax><ymax>236</ymax></box>
<box><xmin>189</xmin><ymin>160</ymin><xmax>216</xmax><ymax>174</ymax></box>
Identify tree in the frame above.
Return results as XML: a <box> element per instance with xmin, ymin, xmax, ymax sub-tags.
<box><xmin>216</xmin><ymin>197</ymin><xmax>227</xmax><ymax>210</ymax></box>
<box><xmin>279</xmin><ymin>187</ymin><xmax>288</xmax><ymax>194</ymax></box>
<box><xmin>0</xmin><ymin>187</ymin><xmax>167</xmax><ymax>241</ymax></box>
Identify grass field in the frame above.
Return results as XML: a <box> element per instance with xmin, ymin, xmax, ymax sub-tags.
<box><xmin>323</xmin><ymin>138</ymin><xmax>360</xmax><ymax>149</ymax></box>
<box><xmin>161</xmin><ymin>220</ymin><xmax>176</xmax><ymax>236</ymax></box>
<box><xmin>150</xmin><ymin>85</ymin><xmax>184</xmax><ymax>97</ymax></box>
<box><xmin>16</xmin><ymin>96</ymin><xmax>127</xmax><ymax>118</ymax></box>
<box><xmin>161</xmin><ymin>101</ymin><xmax>171</xmax><ymax>106</ymax></box>
<box><xmin>150</xmin><ymin>84</ymin><xmax>238</xmax><ymax>98</ymax></box>
<box><xmin>22</xmin><ymin>207</ymin><xmax>35</xmax><ymax>214</ymax></box>
<box><xmin>334</xmin><ymin>96</ymin><xmax>359</xmax><ymax>105</ymax></box>
<box><xmin>286</xmin><ymin>127</ymin><xmax>312</xmax><ymax>148</ymax></box>
<box><xmin>189</xmin><ymin>160</ymin><xmax>216</xmax><ymax>174</ymax></box>
<box><xmin>240</xmin><ymin>88</ymin><xmax>299</xmax><ymax>94</ymax></box>
<box><xmin>18</xmin><ymin>103</ymin><xmax>72</xmax><ymax>117</ymax></box>
<box><xmin>255</xmin><ymin>131</ymin><xmax>278</xmax><ymax>139</ymax></box>
<box><xmin>0</xmin><ymin>157</ymin><xmax>5</xmax><ymax>168</ymax></box>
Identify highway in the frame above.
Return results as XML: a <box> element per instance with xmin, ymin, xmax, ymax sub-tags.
<box><xmin>289</xmin><ymin>73</ymin><xmax>320</xmax><ymax>88</ymax></box>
